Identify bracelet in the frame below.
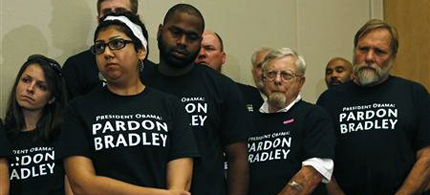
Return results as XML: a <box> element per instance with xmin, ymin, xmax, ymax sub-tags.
<box><xmin>287</xmin><ymin>180</ymin><xmax>303</xmax><ymax>191</ymax></box>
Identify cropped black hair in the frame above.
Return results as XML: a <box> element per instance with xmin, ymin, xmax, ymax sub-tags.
<box><xmin>163</xmin><ymin>4</ymin><xmax>205</xmax><ymax>33</ymax></box>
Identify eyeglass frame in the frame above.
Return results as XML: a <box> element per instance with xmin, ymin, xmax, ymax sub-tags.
<box><xmin>263</xmin><ymin>70</ymin><xmax>303</xmax><ymax>82</ymax></box>
<box><xmin>91</xmin><ymin>38</ymin><xmax>135</xmax><ymax>55</ymax></box>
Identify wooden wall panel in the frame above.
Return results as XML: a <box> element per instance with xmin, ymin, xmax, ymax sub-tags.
<box><xmin>384</xmin><ymin>0</ymin><xmax>430</xmax><ymax>90</ymax></box>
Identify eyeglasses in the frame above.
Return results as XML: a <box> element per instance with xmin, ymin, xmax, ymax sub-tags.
<box><xmin>27</xmin><ymin>54</ymin><xmax>62</xmax><ymax>77</ymax></box>
<box><xmin>264</xmin><ymin>70</ymin><xmax>302</xmax><ymax>81</ymax></box>
<box><xmin>91</xmin><ymin>38</ymin><xmax>134</xmax><ymax>54</ymax></box>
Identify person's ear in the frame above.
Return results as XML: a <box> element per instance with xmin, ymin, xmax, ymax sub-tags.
<box><xmin>157</xmin><ymin>24</ymin><xmax>163</xmax><ymax>40</ymax></box>
<box><xmin>137</xmin><ymin>48</ymin><xmax>147</xmax><ymax>60</ymax></box>
<box><xmin>221</xmin><ymin>52</ymin><xmax>226</xmax><ymax>65</ymax></box>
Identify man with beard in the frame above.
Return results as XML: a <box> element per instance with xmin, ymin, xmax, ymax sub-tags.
<box><xmin>248</xmin><ymin>47</ymin><xmax>335</xmax><ymax>195</ymax></box>
<box><xmin>141</xmin><ymin>4</ymin><xmax>250</xmax><ymax>195</ymax></box>
<box><xmin>317</xmin><ymin>19</ymin><xmax>430</xmax><ymax>195</ymax></box>
<box><xmin>324</xmin><ymin>57</ymin><xmax>352</xmax><ymax>88</ymax></box>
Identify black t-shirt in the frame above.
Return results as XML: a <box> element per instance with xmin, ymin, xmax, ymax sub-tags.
<box><xmin>248</xmin><ymin>100</ymin><xmax>334</xmax><ymax>195</ymax></box>
<box><xmin>61</xmin><ymin>49</ymin><xmax>156</xmax><ymax>99</ymax></box>
<box><xmin>317</xmin><ymin>76</ymin><xmax>430</xmax><ymax>195</ymax></box>
<box><xmin>142</xmin><ymin>64</ymin><xmax>251</xmax><ymax>195</ymax></box>
<box><xmin>0</xmin><ymin>126</ymin><xmax>11</xmax><ymax>157</ymax></box>
<box><xmin>7</xmin><ymin>130</ymin><xmax>65</xmax><ymax>195</ymax></box>
<box><xmin>58</xmin><ymin>86</ymin><xmax>198</xmax><ymax>188</ymax></box>
<box><xmin>236</xmin><ymin>82</ymin><xmax>264</xmax><ymax>113</ymax></box>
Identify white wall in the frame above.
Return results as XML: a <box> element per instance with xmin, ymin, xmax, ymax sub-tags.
<box><xmin>0</xmin><ymin>0</ymin><xmax>383</xmax><ymax>115</ymax></box>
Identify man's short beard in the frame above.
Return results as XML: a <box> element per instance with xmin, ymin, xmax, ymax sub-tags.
<box><xmin>158</xmin><ymin>35</ymin><xmax>199</xmax><ymax>68</ymax></box>
<box><xmin>353</xmin><ymin>60</ymin><xmax>392</xmax><ymax>86</ymax></box>
<box><xmin>268</xmin><ymin>92</ymin><xmax>287</xmax><ymax>109</ymax></box>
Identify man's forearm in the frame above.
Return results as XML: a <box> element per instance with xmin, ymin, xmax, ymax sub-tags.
<box><xmin>277</xmin><ymin>166</ymin><xmax>322</xmax><ymax>195</ymax></box>
<box><xmin>395</xmin><ymin>146</ymin><xmax>430</xmax><ymax>195</ymax></box>
<box><xmin>226</xmin><ymin>142</ymin><xmax>249</xmax><ymax>195</ymax></box>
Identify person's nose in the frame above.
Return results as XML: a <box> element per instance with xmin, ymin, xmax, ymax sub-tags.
<box><xmin>198</xmin><ymin>48</ymin><xmax>206</xmax><ymax>58</ymax></box>
<box><xmin>103</xmin><ymin>46</ymin><xmax>115</xmax><ymax>59</ymax></box>
<box><xmin>176</xmin><ymin>35</ymin><xmax>187</xmax><ymax>47</ymax></box>
<box><xmin>365</xmin><ymin>49</ymin><xmax>375</xmax><ymax>63</ymax></box>
<box><xmin>274</xmin><ymin>72</ymin><xmax>283</xmax><ymax>84</ymax></box>
<box><xmin>26</xmin><ymin>82</ymin><xmax>36</xmax><ymax>93</ymax></box>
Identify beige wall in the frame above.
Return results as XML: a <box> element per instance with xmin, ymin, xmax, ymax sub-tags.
<box><xmin>0</xmin><ymin>0</ymin><xmax>383</xmax><ymax>115</ymax></box>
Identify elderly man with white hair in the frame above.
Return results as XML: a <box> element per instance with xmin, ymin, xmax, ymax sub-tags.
<box><xmin>247</xmin><ymin>47</ymin><xmax>335</xmax><ymax>195</ymax></box>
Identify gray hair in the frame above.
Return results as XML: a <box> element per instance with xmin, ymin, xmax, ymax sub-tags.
<box><xmin>262</xmin><ymin>47</ymin><xmax>306</xmax><ymax>76</ymax></box>
<box><xmin>251</xmin><ymin>47</ymin><xmax>272</xmax><ymax>66</ymax></box>
<box><xmin>354</xmin><ymin>19</ymin><xmax>399</xmax><ymax>55</ymax></box>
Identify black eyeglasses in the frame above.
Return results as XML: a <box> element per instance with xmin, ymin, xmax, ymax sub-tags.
<box><xmin>27</xmin><ymin>54</ymin><xmax>62</xmax><ymax>77</ymax></box>
<box><xmin>264</xmin><ymin>70</ymin><xmax>302</xmax><ymax>82</ymax></box>
<box><xmin>91</xmin><ymin>38</ymin><xmax>134</xmax><ymax>54</ymax></box>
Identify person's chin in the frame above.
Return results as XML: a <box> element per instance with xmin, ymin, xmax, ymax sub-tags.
<box><xmin>329</xmin><ymin>81</ymin><xmax>341</xmax><ymax>87</ymax></box>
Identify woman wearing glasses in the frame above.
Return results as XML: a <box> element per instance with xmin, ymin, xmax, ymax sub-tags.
<box><xmin>59</xmin><ymin>12</ymin><xmax>198</xmax><ymax>195</ymax></box>
<box><xmin>4</xmin><ymin>55</ymin><xmax>71</xmax><ymax>195</ymax></box>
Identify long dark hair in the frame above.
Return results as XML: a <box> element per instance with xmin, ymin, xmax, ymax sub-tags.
<box><xmin>4</xmin><ymin>54</ymin><xmax>67</xmax><ymax>141</ymax></box>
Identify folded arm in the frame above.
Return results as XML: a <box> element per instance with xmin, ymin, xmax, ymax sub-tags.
<box><xmin>277</xmin><ymin>165</ymin><xmax>322</xmax><ymax>195</ymax></box>
<box><xmin>64</xmin><ymin>156</ymin><xmax>190</xmax><ymax>195</ymax></box>
<box><xmin>225</xmin><ymin>141</ymin><xmax>249</xmax><ymax>195</ymax></box>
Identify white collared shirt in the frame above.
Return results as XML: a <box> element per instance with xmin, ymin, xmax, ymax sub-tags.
<box><xmin>258</xmin><ymin>94</ymin><xmax>334</xmax><ymax>183</ymax></box>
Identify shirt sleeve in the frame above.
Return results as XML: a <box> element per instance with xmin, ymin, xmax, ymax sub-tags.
<box><xmin>413</xmin><ymin>83</ymin><xmax>430</xmax><ymax>151</ymax></box>
<box><xmin>58</xmin><ymin>100</ymin><xmax>92</xmax><ymax>160</ymax></box>
<box><xmin>0</xmin><ymin>125</ymin><xmax>11</xmax><ymax>157</ymax></box>
<box><xmin>302</xmin><ymin>157</ymin><xmax>334</xmax><ymax>183</ymax></box>
<box><xmin>302</xmin><ymin>106</ymin><xmax>336</xmax><ymax>167</ymax></box>
<box><xmin>220</xmin><ymin>78</ymin><xmax>253</xmax><ymax>146</ymax></box>
<box><xmin>168</xmin><ymin>97</ymin><xmax>200</xmax><ymax>161</ymax></box>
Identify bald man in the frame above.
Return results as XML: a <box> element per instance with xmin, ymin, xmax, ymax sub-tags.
<box><xmin>324</xmin><ymin>57</ymin><xmax>352</xmax><ymax>88</ymax></box>
<box><xmin>195</xmin><ymin>30</ymin><xmax>226</xmax><ymax>71</ymax></box>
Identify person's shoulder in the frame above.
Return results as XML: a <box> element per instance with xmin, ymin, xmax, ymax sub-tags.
<box><xmin>390</xmin><ymin>75</ymin><xmax>427</xmax><ymax>89</ymax></box>
<box><xmin>144</xmin><ymin>86</ymin><xmax>183</xmax><ymax>109</ymax></box>
<box><xmin>69</xmin><ymin>86</ymin><xmax>103</xmax><ymax>105</ymax></box>
<box><xmin>195</xmin><ymin>64</ymin><xmax>231</xmax><ymax>79</ymax></box>
<box><xmin>236</xmin><ymin>82</ymin><xmax>261</xmax><ymax>95</ymax></box>
<box><xmin>295</xmin><ymin>100</ymin><xmax>318</xmax><ymax>111</ymax></box>
<box><xmin>236</xmin><ymin>82</ymin><xmax>258</xmax><ymax>91</ymax></box>
<box><xmin>64</xmin><ymin>49</ymin><xmax>93</xmax><ymax>63</ymax></box>
<box><xmin>296</xmin><ymin>100</ymin><xmax>331</xmax><ymax>119</ymax></box>
<box><xmin>317</xmin><ymin>81</ymin><xmax>353</xmax><ymax>104</ymax></box>
<box><xmin>145</xmin><ymin>86</ymin><xmax>177</xmax><ymax>100</ymax></box>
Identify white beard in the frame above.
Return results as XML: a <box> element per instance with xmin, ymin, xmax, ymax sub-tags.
<box><xmin>268</xmin><ymin>92</ymin><xmax>286</xmax><ymax>108</ymax></box>
<box><xmin>353</xmin><ymin>60</ymin><xmax>392</xmax><ymax>86</ymax></box>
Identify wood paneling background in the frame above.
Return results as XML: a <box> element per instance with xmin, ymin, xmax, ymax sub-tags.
<box><xmin>384</xmin><ymin>0</ymin><xmax>430</xmax><ymax>90</ymax></box>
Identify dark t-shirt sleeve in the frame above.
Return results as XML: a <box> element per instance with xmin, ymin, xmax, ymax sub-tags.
<box><xmin>0</xmin><ymin>125</ymin><xmax>11</xmax><ymax>157</ymax></box>
<box><xmin>62</xmin><ymin>55</ymin><xmax>85</xmax><ymax>99</ymax></box>
<box><xmin>413</xmin><ymin>84</ymin><xmax>430</xmax><ymax>151</ymax></box>
<box><xmin>168</xmin><ymin>96</ymin><xmax>200</xmax><ymax>161</ymax></box>
<box><xmin>220</xmin><ymin>78</ymin><xmax>252</xmax><ymax>146</ymax></box>
<box><xmin>58</xmin><ymin>100</ymin><xmax>92</xmax><ymax>159</ymax></box>
<box><xmin>62</xmin><ymin>50</ymin><xmax>100</xmax><ymax>99</ymax></box>
<box><xmin>303</xmin><ymin>106</ymin><xmax>335</xmax><ymax>160</ymax></box>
